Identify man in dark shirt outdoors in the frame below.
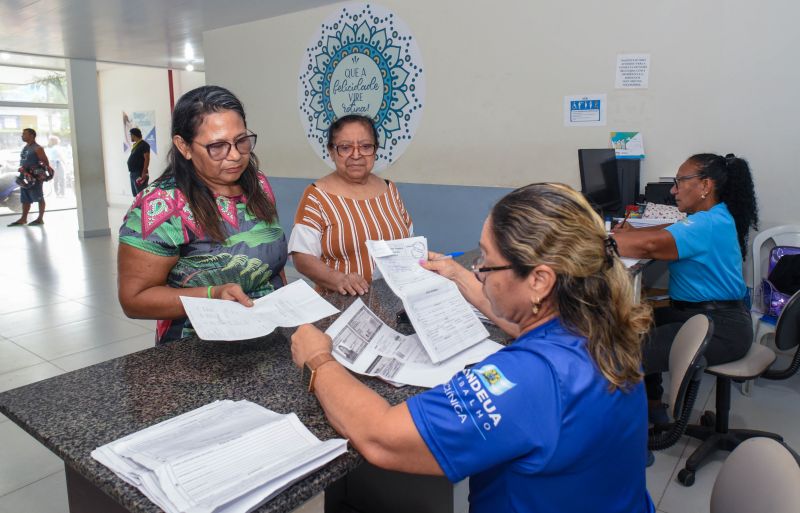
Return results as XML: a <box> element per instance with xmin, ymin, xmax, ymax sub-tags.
<box><xmin>127</xmin><ymin>127</ymin><xmax>150</xmax><ymax>196</ymax></box>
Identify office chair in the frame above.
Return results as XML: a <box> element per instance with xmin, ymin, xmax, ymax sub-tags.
<box><xmin>748</xmin><ymin>224</ymin><xmax>800</xmax><ymax>388</ymax></box>
<box><xmin>648</xmin><ymin>315</ymin><xmax>712</xmax><ymax>453</ymax></box>
<box><xmin>710</xmin><ymin>437</ymin><xmax>800</xmax><ymax>513</ymax></box>
<box><xmin>678</xmin><ymin>289</ymin><xmax>800</xmax><ymax>486</ymax></box>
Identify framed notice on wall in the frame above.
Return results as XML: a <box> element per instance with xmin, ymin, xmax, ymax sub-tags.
<box><xmin>298</xmin><ymin>3</ymin><xmax>426</xmax><ymax>171</ymax></box>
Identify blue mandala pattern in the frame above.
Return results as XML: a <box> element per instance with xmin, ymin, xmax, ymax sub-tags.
<box><xmin>298</xmin><ymin>3</ymin><xmax>425</xmax><ymax>171</ymax></box>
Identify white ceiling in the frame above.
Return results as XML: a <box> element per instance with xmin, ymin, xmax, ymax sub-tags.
<box><xmin>0</xmin><ymin>0</ymin><xmax>340</xmax><ymax>71</ymax></box>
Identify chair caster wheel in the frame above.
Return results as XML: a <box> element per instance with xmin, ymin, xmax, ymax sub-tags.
<box><xmin>678</xmin><ymin>469</ymin><xmax>695</xmax><ymax>486</ymax></box>
<box><xmin>700</xmin><ymin>411</ymin><xmax>716</xmax><ymax>427</ymax></box>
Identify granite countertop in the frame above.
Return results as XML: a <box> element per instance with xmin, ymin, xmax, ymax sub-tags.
<box><xmin>0</xmin><ymin>275</ymin><xmax>507</xmax><ymax>513</ymax></box>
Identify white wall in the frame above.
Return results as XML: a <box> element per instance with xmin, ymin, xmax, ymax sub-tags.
<box><xmin>98</xmin><ymin>66</ymin><xmax>205</xmax><ymax>207</ymax></box>
<box><xmin>204</xmin><ymin>0</ymin><xmax>800</xmax><ymax>228</ymax></box>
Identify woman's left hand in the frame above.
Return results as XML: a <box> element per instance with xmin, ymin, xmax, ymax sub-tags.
<box><xmin>291</xmin><ymin>324</ymin><xmax>333</xmax><ymax>368</ymax></box>
<box><xmin>212</xmin><ymin>283</ymin><xmax>255</xmax><ymax>307</ymax></box>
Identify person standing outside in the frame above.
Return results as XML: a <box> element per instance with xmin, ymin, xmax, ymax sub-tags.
<box><xmin>46</xmin><ymin>135</ymin><xmax>66</xmax><ymax>197</ymax></box>
<box><xmin>8</xmin><ymin>128</ymin><xmax>53</xmax><ymax>226</ymax></box>
<box><xmin>127</xmin><ymin>127</ymin><xmax>150</xmax><ymax>195</ymax></box>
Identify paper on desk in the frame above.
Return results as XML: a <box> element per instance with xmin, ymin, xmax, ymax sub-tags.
<box><xmin>92</xmin><ymin>400</ymin><xmax>347</xmax><ymax>513</ymax></box>
<box><xmin>366</xmin><ymin>237</ymin><xmax>489</xmax><ymax>363</ymax></box>
<box><xmin>327</xmin><ymin>299</ymin><xmax>502</xmax><ymax>388</ymax></box>
<box><xmin>179</xmin><ymin>280</ymin><xmax>339</xmax><ymax>341</ymax></box>
<box><xmin>620</xmin><ymin>257</ymin><xmax>641</xmax><ymax>269</ymax></box>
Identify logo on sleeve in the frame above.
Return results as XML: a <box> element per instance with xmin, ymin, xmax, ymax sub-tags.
<box><xmin>474</xmin><ymin>364</ymin><xmax>516</xmax><ymax>396</ymax></box>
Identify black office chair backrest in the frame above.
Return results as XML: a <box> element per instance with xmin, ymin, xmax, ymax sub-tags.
<box><xmin>649</xmin><ymin>314</ymin><xmax>712</xmax><ymax>451</ymax></box>
<box><xmin>764</xmin><ymin>290</ymin><xmax>800</xmax><ymax>380</ymax></box>
<box><xmin>775</xmin><ymin>289</ymin><xmax>800</xmax><ymax>351</ymax></box>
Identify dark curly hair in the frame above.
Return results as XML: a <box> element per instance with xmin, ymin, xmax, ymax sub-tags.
<box><xmin>688</xmin><ymin>153</ymin><xmax>759</xmax><ymax>256</ymax></box>
<box><xmin>156</xmin><ymin>85</ymin><xmax>276</xmax><ymax>242</ymax></box>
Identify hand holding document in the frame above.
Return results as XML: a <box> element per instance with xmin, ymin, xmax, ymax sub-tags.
<box><xmin>180</xmin><ymin>280</ymin><xmax>339</xmax><ymax>341</ymax></box>
<box><xmin>92</xmin><ymin>400</ymin><xmax>347</xmax><ymax>513</ymax></box>
<box><xmin>327</xmin><ymin>299</ymin><xmax>502</xmax><ymax>388</ymax></box>
<box><xmin>366</xmin><ymin>237</ymin><xmax>490</xmax><ymax>363</ymax></box>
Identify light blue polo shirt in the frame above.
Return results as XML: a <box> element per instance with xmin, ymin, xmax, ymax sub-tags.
<box><xmin>665</xmin><ymin>202</ymin><xmax>747</xmax><ymax>302</ymax></box>
<box><xmin>407</xmin><ymin>318</ymin><xmax>654</xmax><ymax>513</ymax></box>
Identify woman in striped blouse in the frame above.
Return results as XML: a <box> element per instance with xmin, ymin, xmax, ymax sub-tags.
<box><xmin>289</xmin><ymin>115</ymin><xmax>413</xmax><ymax>295</ymax></box>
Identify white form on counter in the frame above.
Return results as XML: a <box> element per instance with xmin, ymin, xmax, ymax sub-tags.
<box><xmin>92</xmin><ymin>400</ymin><xmax>347</xmax><ymax>513</ymax></box>
<box><xmin>327</xmin><ymin>299</ymin><xmax>503</xmax><ymax>388</ymax></box>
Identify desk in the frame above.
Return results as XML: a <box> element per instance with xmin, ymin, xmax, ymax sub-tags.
<box><xmin>0</xmin><ymin>277</ymin><xmax>506</xmax><ymax>513</ymax></box>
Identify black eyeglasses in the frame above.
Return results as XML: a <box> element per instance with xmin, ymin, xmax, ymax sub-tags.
<box><xmin>193</xmin><ymin>132</ymin><xmax>257</xmax><ymax>161</ymax></box>
<box><xmin>332</xmin><ymin>143</ymin><xmax>377</xmax><ymax>158</ymax></box>
<box><xmin>672</xmin><ymin>173</ymin><xmax>706</xmax><ymax>188</ymax></box>
<box><xmin>470</xmin><ymin>256</ymin><xmax>513</xmax><ymax>283</ymax></box>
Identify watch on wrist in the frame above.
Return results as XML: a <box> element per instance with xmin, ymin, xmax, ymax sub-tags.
<box><xmin>302</xmin><ymin>352</ymin><xmax>336</xmax><ymax>393</ymax></box>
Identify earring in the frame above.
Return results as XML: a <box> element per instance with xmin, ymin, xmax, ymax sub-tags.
<box><xmin>701</xmin><ymin>193</ymin><xmax>707</xmax><ymax>199</ymax></box>
<box><xmin>532</xmin><ymin>297</ymin><xmax>541</xmax><ymax>315</ymax></box>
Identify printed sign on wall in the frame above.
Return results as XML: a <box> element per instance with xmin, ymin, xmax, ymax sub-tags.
<box><xmin>298</xmin><ymin>3</ymin><xmax>425</xmax><ymax>171</ymax></box>
<box><xmin>122</xmin><ymin>110</ymin><xmax>157</xmax><ymax>154</ymax></box>
<box><xmin>563</xmin><ymin>94</ymin><xmax>607</xmax><ymax>127</ymax></box>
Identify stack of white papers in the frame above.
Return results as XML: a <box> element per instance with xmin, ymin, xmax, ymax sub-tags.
<box><xmin>180</xmin><ymin>280</ymin><xmax>339</xmax><ymax>341</ymax></box>
<box><xmin>92</xmin><ymin>400</ymin><xmax>347</xmax><ymax>513</ymax></box>
<box><xmin>366</xmin><ymin>237</ymin><xmax>490</xmax><ymax>363</ymax></box>
<box><xmin>327</xmin><ymin>299</ymin><xmax>503</xmax><ymax>388</ymax></box>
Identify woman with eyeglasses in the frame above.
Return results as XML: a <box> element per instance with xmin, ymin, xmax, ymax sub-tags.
<box><xmin>117</xmin><ymin>86</ymin><xmax>287</xmax><ymax>344</ymax></box>
<box><xmin>289</xmin><ymin>114</ymin><xmax>412</xmax><ymax>295</ymax></box>
<box><xmin>291</xmin><ymin>183</ymin><xmax>655</xmax><ymax>512</ymax></box>
<box><xmin>612</xmin><ymin>153</ymin><xmax>759</xmax><ymax>424</ymax></box>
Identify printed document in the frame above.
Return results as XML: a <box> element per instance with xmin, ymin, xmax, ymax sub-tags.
<box><xmin>366</xmin><ymin>237</ymin><xmax>490</xmax><ymax>363</ymax></box>
<box><xmin>327</xmin><ymin>299</ymin><xmax>503</xmax><ymax>388</ymax></box>
<box><xmin>180</xmin><ymin>280</ymin><xmax>339</xmax><ymax>341</ymax></box>
<box><xmin>92</xmin><ymin>400</ymin><xmax>347</xmax><ymax>513</ymax></box>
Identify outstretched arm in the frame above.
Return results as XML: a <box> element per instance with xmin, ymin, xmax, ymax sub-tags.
<box><xmin>612</xmin><ymin>228</ymin><xmax>679</xmax><ymax>260</ymax></box>
<box><xmin>291</xmin><ymin>325</ymin><xmax>443</xmax><ymax>474</ymax></box>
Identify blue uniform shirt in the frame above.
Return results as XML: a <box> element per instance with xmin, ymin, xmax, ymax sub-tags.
<box><xmin>407</xmin><ymin>318</ymin><xmax>654</xmax><ymax>513</ymax></box>
<box><xmin>665</xmin><ymin>203</ymin><xmax>747</xmax><ymax>302</ymax></box>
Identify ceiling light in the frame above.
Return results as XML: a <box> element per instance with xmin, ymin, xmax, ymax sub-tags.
<box><xmin>185</xmin><ymin>64</ymin><xmax>195</xmax><ymax>72</ymax></box>
<box><xmin>184</xmin><ymin>43</ymin><xmax>195</xmax><ymax>61</ymax></box>
<box><xmin>1</xmin><ymin>52</ymin><xmax>10</xmax><ymax>60</ymax></box>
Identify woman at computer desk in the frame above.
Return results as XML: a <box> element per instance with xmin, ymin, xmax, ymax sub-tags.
<box><xmin>292</xmin><ymin>183</ymin><xmax>656</xmax><ymax>513</ymax></box>
<box><xmin>612</xmin><ymin>153</ymin><xmax>759</xmax><ymax>424</ymax></box>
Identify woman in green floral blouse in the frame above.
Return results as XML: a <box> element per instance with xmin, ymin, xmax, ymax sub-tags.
<box><xmin>118</xmin><ymin>86</ymin><xmax>287</xmax><ymax>344</ymax></box>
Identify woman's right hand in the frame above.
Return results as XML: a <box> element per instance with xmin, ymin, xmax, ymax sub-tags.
<box><xmin>211</xmin><ymin>283</ymin><xmax>255</xmax><ymax>307</ymax></box>
<box><xmin>334</xmin><ymin>273</ymin><xmax>369</xmax><ymax>296</ymax></box>
<box><xmin>420</xmin><ymin>251</ymin><xmax>471</xmax><ymax>283</ymax></box>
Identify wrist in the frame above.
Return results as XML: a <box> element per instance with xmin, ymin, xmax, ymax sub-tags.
<box><xmin>303</xmin><ymin>352</ymin><xmax>336</xmax><ymax>393</ymax></box>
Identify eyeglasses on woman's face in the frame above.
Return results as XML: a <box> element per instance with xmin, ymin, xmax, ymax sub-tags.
<box><xmin>672</xmin><ymin>173</ymin><xmax>705</xmax><ymax>189</ymax></box>
<box><xmin>331</xmin><ymin>143</ymin><xmax>377</xmax><ymax>158</ymax></box>
<box><xmin>470</xmin><ymin>255</ymin><xmax>513</xmax><ymax>283</ymax></box>
<box><xmin>193</xmin><ymin>132</ymin><xmax>257</xmax><ymax>161</ymax></box>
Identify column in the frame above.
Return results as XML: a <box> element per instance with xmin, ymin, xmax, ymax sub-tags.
<box><xmin>66</xmin><ymin>59</ymin><xmax>111</xmax><ymax>239</ymax></box>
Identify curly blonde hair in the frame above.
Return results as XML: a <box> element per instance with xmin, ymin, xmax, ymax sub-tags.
<box><xmin>491</xmin><ymin>183</ymin><xmax>652</xmax><ymax>390</ymax></box>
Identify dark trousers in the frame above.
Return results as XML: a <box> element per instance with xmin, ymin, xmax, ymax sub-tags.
<box><xmin>129</xmin><ymin>172</ymin><xmax>148</xmax><ymax>196</ymax></box>
<box><xmin>644</xmin><ymin>303</ymin><xmax>753</xmax><ymax>401</ymax></box>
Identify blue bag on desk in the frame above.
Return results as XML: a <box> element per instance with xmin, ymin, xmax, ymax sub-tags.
<box><xmin>761</xmin><ymin>247</ymin><xmax>800</xmax><ymax>317</ymax></box>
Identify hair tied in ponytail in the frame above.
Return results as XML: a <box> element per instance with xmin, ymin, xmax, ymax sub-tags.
<box><xmin>604</xmin><ymin>236</ymin><xmax>620</xmax><ymax>268</ymax></box>
<box><xmin>725</xmin><ymin>153</ymin><xmax>736</xmax><ymax>164</ymax></box>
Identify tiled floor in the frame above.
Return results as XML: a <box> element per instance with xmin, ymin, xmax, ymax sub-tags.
<box><xmin>1</xmin><ymin>208</ymin><xmax>799</xmax><ymax>513</ymax></box>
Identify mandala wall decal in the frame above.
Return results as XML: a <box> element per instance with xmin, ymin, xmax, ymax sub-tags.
<box><xmin>298</xmin><ymin>3</ymin><xmax>425</xmax><ymax>172</ymax></box>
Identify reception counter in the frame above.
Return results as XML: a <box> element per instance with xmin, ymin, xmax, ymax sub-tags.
<box><xmin>0</xmin><ymin>277</ymin><xmax>506</xmax><ymax>513</ymax></box>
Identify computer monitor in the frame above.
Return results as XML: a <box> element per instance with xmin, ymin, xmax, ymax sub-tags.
<box><xmin>578</xmin><ymin>149</ymin><xmax>622</xmax><ymax>216</ymax></box>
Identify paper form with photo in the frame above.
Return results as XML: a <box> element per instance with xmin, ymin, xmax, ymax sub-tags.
<box><xmin>326</xmin><ymin>299</ymin><xmax>503</xmax><ymax>388</ymax></box>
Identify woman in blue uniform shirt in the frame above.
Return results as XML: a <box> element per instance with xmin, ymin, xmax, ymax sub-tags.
<box><xmin>292</xmin><ymin>183</ymin><xmax>655</xmax><ymax>513</ymax></box>
<box><xmin>613</xmin><ymin>153</ymin><xmax>758</xmax><ymax>423</ymax></box>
